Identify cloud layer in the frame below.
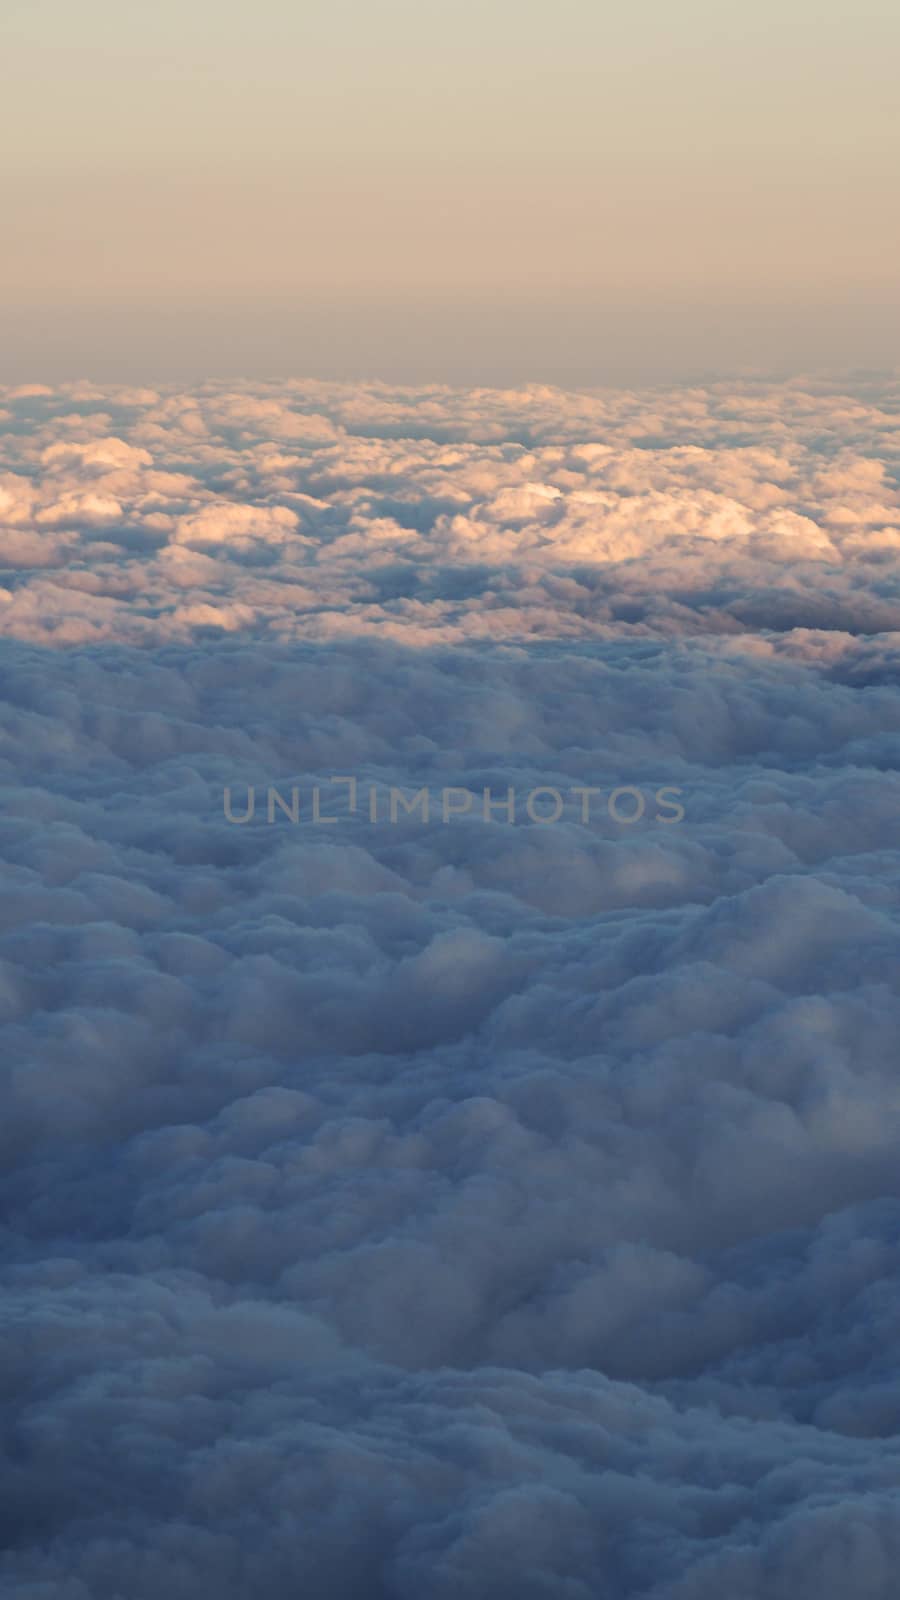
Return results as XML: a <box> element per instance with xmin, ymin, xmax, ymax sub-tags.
<box><xmin>2</xmin><ymin>376</ymin><xmax>900</xmax><ymax>1596</ymax></box>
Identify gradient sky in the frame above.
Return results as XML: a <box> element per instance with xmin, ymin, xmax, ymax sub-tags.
<box><xmin>2</xmin><ymin>0</ymin><xmax>898</xmax><ymax>382</ymax></box>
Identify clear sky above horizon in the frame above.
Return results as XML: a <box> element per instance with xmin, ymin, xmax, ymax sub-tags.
<box><xmin>2</xmin><ymin>0</ymin><xmax>898</xmax><ymax>384</ymax></box>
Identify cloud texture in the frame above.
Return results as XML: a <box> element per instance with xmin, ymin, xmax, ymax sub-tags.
<box><xmin>2</xmin><ymin>376</ymin><xmax>900</xmax><ymax>1596</ymax></box>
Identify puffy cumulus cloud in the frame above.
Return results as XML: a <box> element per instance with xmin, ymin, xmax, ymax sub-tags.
<box><xmin>173</xmin><ymin>501</ymin><xmax>305</xmax><ymax>553</ymax></box>
<box><xmin>1</xmin><ymin>375</ymin><xmax>900</xmax><ymax>650</ymax></box>
<box><xmin>2</xmin><ymin>376</ymin><xmax>900</xmax><ymax>1596</ymax></box>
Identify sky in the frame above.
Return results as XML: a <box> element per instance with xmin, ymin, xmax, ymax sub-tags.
<box><xmin>2</xmin><ymin>0</ymin><xmax>898</xmax><ymax>382</ymax></box>
<box><xmin>4</xmin><ymin>7</ymin><xmax>900</xmax><ymax>1590</ymax></box>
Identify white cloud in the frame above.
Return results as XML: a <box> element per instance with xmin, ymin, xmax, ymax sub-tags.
<box><xmin>1</xmin><ymin>375</ymin><xmax>900</xmax><ymax>1596</ymax></box>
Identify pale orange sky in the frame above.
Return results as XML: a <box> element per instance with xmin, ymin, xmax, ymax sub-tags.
<box><xmin>2</xmin><ymin>0</ymin><xmax>898</xmax><ymax>381</ymax></box>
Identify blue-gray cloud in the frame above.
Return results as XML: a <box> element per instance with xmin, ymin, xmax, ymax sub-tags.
<box><xmin>2</xmin><ymin>377</ymin><xmax>900</xmax><ymax>1597</ymax></box>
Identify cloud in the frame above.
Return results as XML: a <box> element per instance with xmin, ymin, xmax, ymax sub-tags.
<box><xmin>1</xmin><ymin>375</ymin><xmax>900</xmax><ymax>1595</ymax></box>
